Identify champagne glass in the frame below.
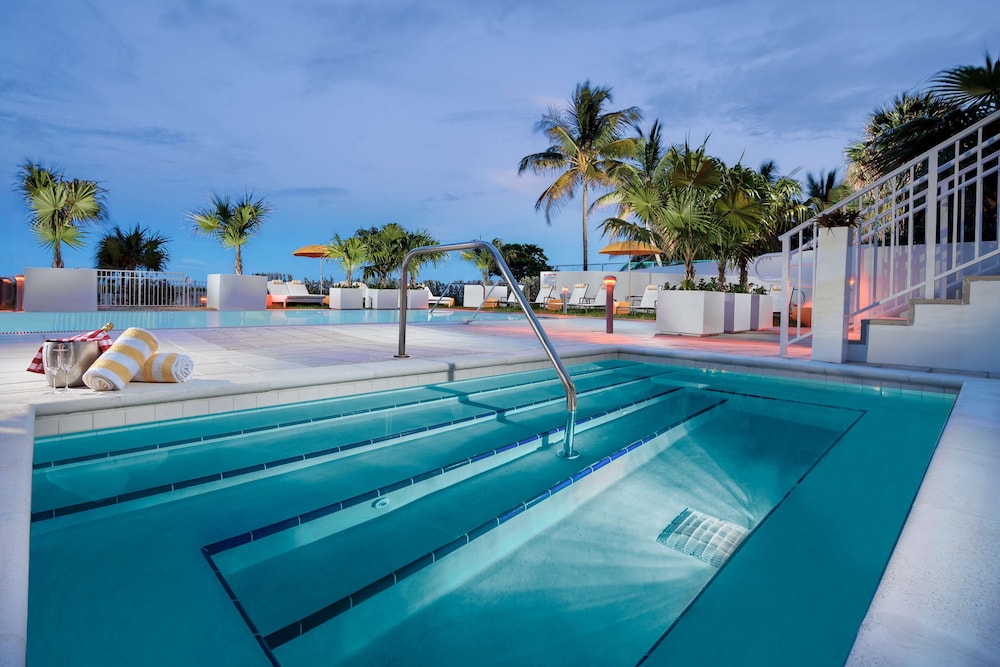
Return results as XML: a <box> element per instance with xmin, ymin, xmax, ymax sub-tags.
<box><xmin>43</xmin><ymin>342</ymin><xmax>61</xmax><ymax>394</ymax></box>
<box><xmin>56</xmin><ymin>344</ymin><xmax>75</xmax><ymax>392</ymax></box>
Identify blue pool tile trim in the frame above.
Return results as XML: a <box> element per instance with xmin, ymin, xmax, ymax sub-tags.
<box><xmin>32</xmin><ymin>373</ymin><xmax>670</xmax><ymax>524</ymax></box>
<box><xmin>236</xmin><ymin>394</ymin><xmax>726</xmax><ymax>652</ymax></box>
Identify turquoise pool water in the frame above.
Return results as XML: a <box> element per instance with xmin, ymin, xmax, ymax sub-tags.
<box><xmin>0</xmin><ymin>307</ymin><xmax>521</xmax><ymax>334</ymax></box>
<box><xmin>28</xmin><ymin>361</ymin><xmax>954</xmax><ymax>666</ymax></box>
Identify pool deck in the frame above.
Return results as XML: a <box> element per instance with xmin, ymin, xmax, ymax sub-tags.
<box><xmin>1</xmin><ymin>315</ymin><xmax>997</xmax><ymax>666</ymax></box>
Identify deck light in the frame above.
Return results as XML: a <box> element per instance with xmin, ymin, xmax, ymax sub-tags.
<box><xmin>604</xmin><ymin>275</ymin><xmax>616</xmax><ymax>334</ymax></box>
<box><xmin>561</xmin><ymin>286</ymin><xmax>569</xmax><ymax>314</ymax></box>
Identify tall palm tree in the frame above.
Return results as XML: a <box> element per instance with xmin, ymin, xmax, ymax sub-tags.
<box><xmin>708</xmin><ymin>163</ymin><xmax>766</xmax><ymax>291</ymax></box>
<box><xmin>18</xmin><ymin>161</ymin><xmax>107</xmax><ymax>268</ymax></box>
<box><xmin>187</xmin><ymin>193</ymin><xmax>272</xmax><ymax>275</ymax></box>
<box><xmin>95</xmin><ymin>224</ymin><xmax>170</xmax><ymax>271</ymax></box>
<box><xmin>324</xmin><ymin>233</ymin><xmax>367</xmax><ymax>287</ymax></box>
<box><xmin>518</xmin><ymin>81</ymin><xmax>642</xmax><ymax>270</ymax></box>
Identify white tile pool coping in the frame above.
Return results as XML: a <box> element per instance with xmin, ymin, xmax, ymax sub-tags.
<box><xmin>1</xmin><ymin>319</ymin><xmax>997</xmax><ymax>666</ymax></box>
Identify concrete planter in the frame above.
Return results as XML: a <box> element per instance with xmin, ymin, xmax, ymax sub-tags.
<box><xmin>207</xmin><ymin>274</ymin><xmax>267</xmax><ymax>311</ymax></box>
<box><xmin>22</xmin><ymin>267</ymin><xmax>98</xmax><ymax>312</ymax></box>
<box><xmin>369</xmin><ymin>288</ymin><xmax>400</xmax><ymax>310</ymax></box>
<box><xmin>655</xmin><ymin>290</ymin><xmax>725</xmax><ymax>335</ymax></box>
<box><xmin>328</xmin><ymin>287</ymin><xmax>363</xmax><ymax>310</ymax></box>
<box><xmin>751</xmin><ymin>294</ymin><xmax>773</xmax><ymax>330</ymax></box>
<box><xmin>723</xmin><ymin>293</ymin><xmax>753</xmax><ymax>333</ymax></box>
<box><xmin>407</xmin><ymin>289</ymin><xmax>429</xmax><ymax>310</ymax></box>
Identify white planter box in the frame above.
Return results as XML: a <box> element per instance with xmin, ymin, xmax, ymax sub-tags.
<box><xmin>328</xmin><ymin>287</ymin><xmax>363</xmax><ymax>310</ymax></box>
<box><xmin>369</xmin><ymin>288</ymin><xmax>400</xmax><ymax>310</ymax></box>
<box><xmin>751</xmin><ymin>294</ymin><xmax>773</xmax><ymax>330</ymax></box>
<box><xmin>724</xmin><ymin>293</ymin><xmax>753</xmax><ymax>333</ymax></box>
<box><xmin>407</xmin><ymin>289</ymin><xmax>429</xmax><ymax>310</ymax></box>
<box><xmin>23</xmin><ymin>267</ymin><xmax>98</xmax><ymax>312</ymax></box>
<box><xmin>207</xmin><ymin>274</ymin><xmax>267</xmax><ymax>311</ymax></box>
<box><xmin>655</xmin><ymin>290</ymin><xmax>725</xmax><ymax>335</ymax></box>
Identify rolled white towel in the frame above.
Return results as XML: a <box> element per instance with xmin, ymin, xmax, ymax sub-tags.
<box><xmin>82</xmin><ymin>327</ymin><xmax>158</xmax><ymax>391</ymax></box>
<box><xmin>133</xmin><ymin>352</ymin><xmax>194</xmax><ymax>383</ymax></box>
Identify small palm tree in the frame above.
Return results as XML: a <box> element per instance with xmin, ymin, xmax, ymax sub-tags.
<box><xmin>358</xmin><ymin>223</ymin><xmax>410</xmax><ymax>287</ymax></box>
<box><xmin>187</xmin><ymin>193</ymin><xmax>272</xmax><ymax>275</ymax></box>
<box><xmin>324</xmin><ymin>234</ymin><xmax>367</xmax><ymax>287</ymax></box>
<box><xmin>805</xmin><ymin>169</ymin><xmax>852</xmax><ymax>212</ymax></box>
<box><xmin>461</xmin><ymin>238</ymin><xmax>504</xmax><ymax>285</ymax></box>
<box><xmin>95</xmin><ymin>224</ymin><xmax>171</xmax><ymax>271</ymax></box>
<box><xmin>18</xmin><ymin>161</ymin><xmax>107</xmax><ymax>268</ymax></box>
<box><xmin>404</xmin><ymin>229</ymin><xmax>444</xmax><ymax>285</ymax></box>
<box><xmin>518</xmin><ymin>81</ymin><xmax>642</xmax><ymax>270</ymax></box>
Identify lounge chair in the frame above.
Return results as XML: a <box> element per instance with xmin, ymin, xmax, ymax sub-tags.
<box><xmin>267</xmin><ymin>280</ymin><xmax>326</xmax><ymax>308</ymax></box>
<box><xmin>565</xmin><ymin>283</ymin><xmax>590</xmax><ymax>308</ymax></box>
<box><xmin>427</xmin><ymin>288</ymin><xmax>454</xmax><ymax>308</ymax></box>
<box><xmin>504</xmin><ymin>285</ymin><xmax>526</xmax><ymax>306</ymax></box>
<box><xmin>533</xmin><ymin>285</ymin><xmax>554</xmax><ymax>306</ymax></box>
<box><xmin>579</xmin><ymin>283</ymin><xmax>608</xmax><ymax>309</ymax></box>
<box><xmin>631</xmin><ymin>284</ymin><xmax>659</xmax><ymax>313</ymax></box>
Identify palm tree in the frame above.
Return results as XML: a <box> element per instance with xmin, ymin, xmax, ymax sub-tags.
<box><xmin>708</xmin><ymin>163</ymin><xmax>766</xmax><ymax>292</ymax></box>
<box><xmin>95</xmin><ymin>224</ymin><xmax>170</xmax><ymax>271</ymax></box>
<box><xmin>518</xmin><ymin>81</ymin><xmax>642</xmax><ymax>270</ymax></box>
<box><xmin>805</xmin><ymin>169</ymin><xmax>852</xmax><ymax>213</ymax></box>
<box><xmin>930</xmin><ymin>50</ymin><xmax>1000</xmax><ymax>115</ymax></box>
<box><xmin>403</xmin><ymin>229</ymin><xmax>444</xmax><ymax>285</ymax></box>
<box><xmin>324</xmin><ymin>234</ymin><xmax>366</xmax><ymax>286</ymax></box>
<box><xmin>601</xmin><ymin>139</ymin><xmax>721</xmax><ymax>285</ymax></box>
<box><xmin>358</xmin><ymin>223</ymin><xmax>411</xmax><ymax>287</ymax></box>
<box><xmin>18</xmin><ymin>161</ymin><xmax>107</xmax><ymax>268</ymax></box>
<box><xmin>461</xmin><ymin>238</ymin><xmax>504</xmax><ymax>286</ymax></box>
<box><xmin>187</xmin><ymin>193</ymin><xmax>272</xmax><ymax>275</ymax></box>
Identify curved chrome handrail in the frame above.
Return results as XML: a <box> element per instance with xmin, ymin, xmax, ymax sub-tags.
<box><xmin>397</xmin><ymin>241</ymin><xmax>579</xmax><ymax>459</ymax></box>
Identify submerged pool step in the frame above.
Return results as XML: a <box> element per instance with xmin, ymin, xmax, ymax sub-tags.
<box><xmin>206</xmin><ymin>390</ymin><xmax>729</xmax><ymax>654</ymax></box>
<box><xmin>30</xmin><ymin>366</ymin><xmax>685</xmax><ymax>521</ymax></box>
<box><xmin>33</xmin><ymin>359</ymin><xmax>648</xmax><ymax>468</ymax></box>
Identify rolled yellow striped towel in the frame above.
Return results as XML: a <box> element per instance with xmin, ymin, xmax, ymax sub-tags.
<box><xmin>133</xmin><ymin>352</ymin><xmax>194</xmax><ymax>383</ymax></box>
<box><xmin>82</xmin><ymin>327</ymin><xmax>158</xmax><ymax>391</ymax></box>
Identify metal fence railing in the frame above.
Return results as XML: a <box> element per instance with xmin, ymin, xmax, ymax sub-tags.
<box><xmin>779</xmin><ymin>109</ymin><xmax>1000</xmax><ymax>355</ymax></box>
<box><xmin>97</xmin><ymin>270</ymin><xmax>207</xmax><ymax>309</ymax></box>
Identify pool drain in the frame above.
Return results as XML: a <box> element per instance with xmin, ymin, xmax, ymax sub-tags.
<box><xmin>372</xmin><ymin>497</ymin><xmax>390</xmax><ymax>509</ymax></box>
<box><xmin>656</xmin><ymin>507</ymin><xmax>747</xmax><ymax>568</ymax></box>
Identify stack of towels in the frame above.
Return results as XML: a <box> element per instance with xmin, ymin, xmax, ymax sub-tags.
<box><xmin>82</xmin><ymin>327</ymin><xmax>195</xmax><ymax>391</ymax></box>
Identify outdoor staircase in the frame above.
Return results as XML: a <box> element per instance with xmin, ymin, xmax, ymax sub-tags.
<box><xmin>780</xmin><ymin>109</ymin><xmax>1000</xmax><ymax>373</ymax></box>
<box><xmin>853</xmin><ymin>276</ymin><xmax>1000</xmax><ymax>375</ymax></box>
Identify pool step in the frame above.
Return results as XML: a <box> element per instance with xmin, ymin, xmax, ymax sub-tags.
<box><xmin>33</xmin><ymin>360</ymin><xmax>644</xmax><ymax>467</ymax></box>
<box><xmin>204</xmin><ymin>390</ymin><xmax>728</xmax><ymax>659</ymax></box>
<box><xmin>30</xmin><ymin>365</ymin><xmax>686</xmax><ymax>522</ymax></box>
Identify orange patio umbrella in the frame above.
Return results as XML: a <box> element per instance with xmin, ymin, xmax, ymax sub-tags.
<box><xmin>292</xmin><ymin>244</ymin><xmax>331</xmax><ymax>281</ymax></box>
<box><xmin>599</xmin><ymin>240</ymin><xmax>662</xmax><ymax>298</ymax></box>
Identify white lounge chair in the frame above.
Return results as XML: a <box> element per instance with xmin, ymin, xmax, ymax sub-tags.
<box><xmin>566</xmin><ymin>283</ymin><xmax>590</xmax><ymax>307</ymax></box>
<box><xmin>427</xmin><ymin>288</ymin><xmax>454</xmax><ymax>308</ymax></box>
<box><xmin>267</xmin><ymin>280</ymin><xmax>326</xmax><ymax>308</ymax></box>
<box><xmin>534</xmin><ymin>285</ymin><xmax>554</xmax><ymax>305</ymax></box>
<box><xmin>504</xmin><ymin>285</ymin><xmax>526</xmax><ymax>306</ymax></box>
<box><xmin>631</xmin><ymin>284</ymin><xmax>659</xmax><ymax>312</ymax></box>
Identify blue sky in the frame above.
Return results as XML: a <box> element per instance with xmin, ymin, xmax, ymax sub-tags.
<box><xmin>1</xmin><ymin>0</ymin><xmax>996</xmax><ymax>284</ymax></box>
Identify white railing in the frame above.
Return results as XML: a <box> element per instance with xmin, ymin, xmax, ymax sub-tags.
<box><xmin>97</xmin><ymin>270</ymin><xmax>207</xmax><ymax>309</ymax></box>
<box><xmin>779</xmin><ymin>110</ymin><xmax>1000</xmax><ymax>355</ymax></box>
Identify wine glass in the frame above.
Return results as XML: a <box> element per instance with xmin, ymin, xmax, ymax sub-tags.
<box><xmin>56</xmin><ymin>344</ymin><xmax>75</xmax><ymax>392</ymax></box>
<box><xmin>43</xmin><ymin>342</ymin><xmax>61</xmax><ymax>394</ymax></box>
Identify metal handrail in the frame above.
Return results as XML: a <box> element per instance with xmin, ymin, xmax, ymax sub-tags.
<box><xmin>397</xmin><ymin>241</ymin><xmax>580</xmax><ymax>459</ymax></box>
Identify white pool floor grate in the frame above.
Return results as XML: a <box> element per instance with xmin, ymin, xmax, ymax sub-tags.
<box><xmin>657</xmin><ymin>507</ymin><xmax>747</xmax><ymax>568</ymax></box>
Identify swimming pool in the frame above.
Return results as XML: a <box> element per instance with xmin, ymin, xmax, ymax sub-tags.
<box><xmin>0</xmin><ymin>308</ymin><xmax>522</xmax><ymax>334</ymax></box>
<box><xmin>27</xmin><ymin>360</ymin><xmax>954</xmax><ymax>666</ymax></box>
